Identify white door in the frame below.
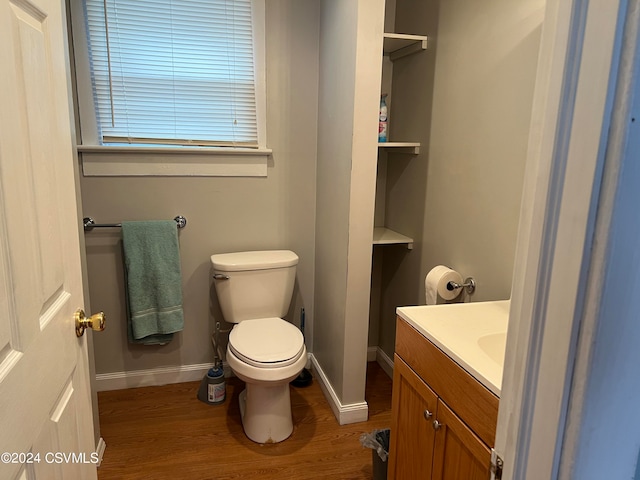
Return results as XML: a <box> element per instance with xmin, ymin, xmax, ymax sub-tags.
<box><xmin>495</xmin><ymin>0</ymin><xmax>630</xmax><ymax>478</ymax></box>
<box><xmin>0</xmin><ymin>0</ymin><xmax>98</xmax><ymax>478</ymax></box>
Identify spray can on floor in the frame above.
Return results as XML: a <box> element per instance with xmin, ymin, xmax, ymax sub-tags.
<box><xmin>197</xmin><ymin>320</ymin><xmax>226</xmax><ymax>405</ymax></box>
<box><xmin>197</xmin><ymin>366</ymin><xmax>225</xmax><ymax>405</ymax></box>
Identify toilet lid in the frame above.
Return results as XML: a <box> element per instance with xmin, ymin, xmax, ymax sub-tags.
<box><xmin>228</xmin><ymin>317</ymin><xmax>304</xmax><ymax>368</ymax></box>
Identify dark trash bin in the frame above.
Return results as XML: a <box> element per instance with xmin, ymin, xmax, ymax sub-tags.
<box><xmin>360</xmin><ymin>428</ymin><xmax>390</xmax><ymax>480</ymax></box>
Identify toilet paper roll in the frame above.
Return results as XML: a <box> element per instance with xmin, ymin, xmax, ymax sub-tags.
<box><xmin>425</xmin><ymin>265</ymin><xmax>463</xmax><ymax>305</ymax></box>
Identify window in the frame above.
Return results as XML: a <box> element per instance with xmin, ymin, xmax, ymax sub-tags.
<box><xmin>71</xmin><ymin>0</ymin><xmax>269</xmax><ymax>176</ymax></box>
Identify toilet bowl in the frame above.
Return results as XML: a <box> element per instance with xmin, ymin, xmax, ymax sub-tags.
<box><xmin>227</xmin><ymin>317</ymin><xmax>306</xmax><ymax>443</ymax></box>
<box><xmin>211</xmin><ymin>250</ymin><xmax>305</xmax><ymax>444</ymax></box>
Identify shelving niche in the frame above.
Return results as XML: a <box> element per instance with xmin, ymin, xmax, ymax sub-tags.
<box><xmin>373</xmin><ymin>32</ymin><xmax>427</xmax><ymax>250</ymax></box>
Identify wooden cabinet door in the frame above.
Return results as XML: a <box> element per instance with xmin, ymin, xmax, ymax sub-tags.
<box><xmin>431</xmin><ymin>400</ymin><xmax>491</xmax><ymax>480</ymax></box>
<box><xmin>388</xmin><ymin>355</ymin><xmax>439</xmax><ymax>480</ymax></box>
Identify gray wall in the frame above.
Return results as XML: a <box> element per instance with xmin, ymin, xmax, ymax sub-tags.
<box><xmin>313</xmin><ymin>0</ymin><xmax>356</xmax><ymax>400</ymax></box>
<box><xmin>314</xmin><ymin>0</ymin><xmax>383</xmax><ymax>405</ymax></box>
<box><xmin>374</xmin><ymin>0</ymin><xmax>544</xmax><ymax>357</ymax></box>
<box><xmin>81</xmin><ymin>0</ymin><xmax>542</xmax><ymax>409</ymax></box>
<box><xmin>81</xmin><ymin>1</ymin><xmax>320</xmax><ymax>375</ymax></box>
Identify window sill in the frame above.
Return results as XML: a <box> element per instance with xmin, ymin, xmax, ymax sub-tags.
<box><xmin>78</xmin><ymin>145</ymin><xmax>272</xmax><ymax>177</ymax></box>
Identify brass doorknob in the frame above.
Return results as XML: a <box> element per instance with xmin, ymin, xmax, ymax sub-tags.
<box><xmin>75</xmin><ymin>309</ymin><xmax>106</xmax><ymax>337</ymax></box>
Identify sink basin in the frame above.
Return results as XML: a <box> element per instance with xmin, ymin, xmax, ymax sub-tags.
<box><xmin>396</xmin><ymin>300</ymin><xmax>509</xmax><ymax>395</ymax></box>
<box><xmin>478</xmin><ymin>332</ymin><xmax>507</xmax><ymax>366</ymax></box>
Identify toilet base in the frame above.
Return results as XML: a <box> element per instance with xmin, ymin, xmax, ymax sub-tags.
<box><xmin>238</xmin><ymin>383</ymin><xmax>293</xmax><ymax>444</ymax></box>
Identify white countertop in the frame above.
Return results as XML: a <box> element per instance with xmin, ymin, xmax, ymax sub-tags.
<box><xmin>396</xmin><ymin>300</ymin><xmax>509</xmax><ymax>396</ymax></box>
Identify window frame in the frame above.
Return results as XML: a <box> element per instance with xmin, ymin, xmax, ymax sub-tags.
<box><xmin>69</xmin><ymin>0</ymin><xmax>270</xmax><ymax>177</ymax></box>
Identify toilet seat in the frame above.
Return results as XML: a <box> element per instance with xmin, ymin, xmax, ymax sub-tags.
<box><xmin>228</xmin><ymin>317</ymin><xmax>304</xmax><ymax>368</ymax></box>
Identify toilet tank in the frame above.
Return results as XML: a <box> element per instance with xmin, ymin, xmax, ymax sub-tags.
<box><xmin>211</xmin><ymin>250</ymin><xmax>298</xmax><ymax>323</ymax></box>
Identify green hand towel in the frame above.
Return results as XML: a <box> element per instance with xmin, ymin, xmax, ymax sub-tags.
<box><xmin>122</xmin><ymin>221</ymin><xmax>184</xmax><ymax>345</ymax></box>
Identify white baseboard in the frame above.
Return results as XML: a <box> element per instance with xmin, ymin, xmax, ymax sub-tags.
<box><xmin>95</xmin><ymin>353</ymin><xmax>314</xmax><ymax>392</ymax></box>
<box><xmin>95</xmin><ymin>362</ymin><xmax>232</xmax><ymax>392</ymax></box>
<box><xmin>95</xmin><ymin>437</ymin><xmax>106</xmax><ymax>467</ymax></box>
<box><xmin>309</xmin><ymin>353</ymin><xmax>368</xmax><ymax>425</ymax></box>
<box><xmin>366</xmin><ymin>346</ymin><xmax>394</xmax><ymax>379</ymax></box>
<box><xmin>375</xmin><ymin>347</ymin><xmax>394</xmax><ymax>379</ymax></box>
<box><xmin>367</xmin><ymin>346</ymin><xmax>377</xmax><ymax>362</ymax></box>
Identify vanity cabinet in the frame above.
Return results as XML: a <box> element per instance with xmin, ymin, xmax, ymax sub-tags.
<box><xmin>388</xmin><ymin>317</ymin><xmax>499</xmax><ymax>479</ymax></box>
<box><xmin>389</xmin><ymin>356</ymin><xmax>438</xmax><ymax>479</ymax></box>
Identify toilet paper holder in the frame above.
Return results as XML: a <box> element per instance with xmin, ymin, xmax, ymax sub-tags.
<box><xmin>446</xmin><ymin>277</ymin><xmax>476</xmax><ymax>295</ymax></box>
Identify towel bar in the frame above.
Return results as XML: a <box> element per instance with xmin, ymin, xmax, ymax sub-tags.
<box><xmin>83</xmin><ymin>216</ymin><xmax>187</xmax><ymax>231</ymax></box>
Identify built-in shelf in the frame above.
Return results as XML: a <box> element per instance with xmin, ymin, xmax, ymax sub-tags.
<box><xmin>373</xmin><ymin>227</ymin><xmax>414</xmax><ymax>250</ymax></box>
<box><xmin>378</xmin><ymin>142</ymin><xmax>420</xmax><ymax>154</ymax></box>
<box><xmin>383</xmin><ymin>33</ymin><xmax>428</xmax><ymax>61</ymax></box>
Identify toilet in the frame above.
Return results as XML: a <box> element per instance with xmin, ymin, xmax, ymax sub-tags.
<box><xmin>210</xmin><ymin>250</ymin><xmax>306</xmax><ymax>444</ymax></box>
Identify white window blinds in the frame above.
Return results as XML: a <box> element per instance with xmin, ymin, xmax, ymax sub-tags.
<box><xmin>83</xmin><ymin>0</ymin><xmax>259</xmax><ymax>147</ymax></box>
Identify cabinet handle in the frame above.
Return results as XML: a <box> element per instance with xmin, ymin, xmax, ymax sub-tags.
<box><xmin>423</xmin><ymin>409</ymin><xmax>433</xmax><ymax>420</ymax></box>
<box><xmin>433</xmin><ymin>420</ymin><xmax>442</xmax><ymax>431</ymax></box>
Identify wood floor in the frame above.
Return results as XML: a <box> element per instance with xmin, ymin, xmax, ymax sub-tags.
<box><xmin>97</xmin><ymin>362</ymin><xmax>392</xmax><ymax>480</ymax></box>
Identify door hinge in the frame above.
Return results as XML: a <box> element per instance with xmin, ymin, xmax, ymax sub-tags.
<box><xmin>490</xmin><ymin>449</ymin><xmax>504</xmax><ymax>480</ymax></box>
